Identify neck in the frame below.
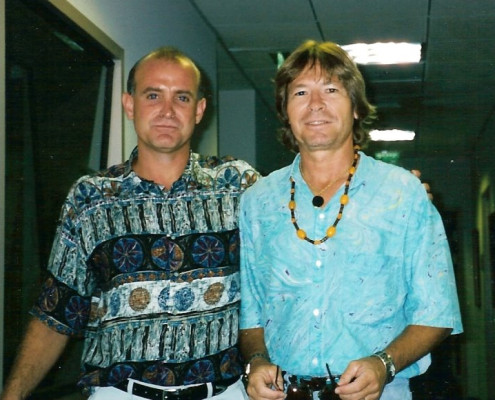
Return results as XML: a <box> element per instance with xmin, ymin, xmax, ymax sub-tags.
<box><xmin>133</xmin><ymin>145</ymin><xmax>190</xmax><ymax>188</ymax></box>
<box><xmin>299</xmin><ymin>145</ymin><xmax>356</xmax><ymax>194</ymax></box>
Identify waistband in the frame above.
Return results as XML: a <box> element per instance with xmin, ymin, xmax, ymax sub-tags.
<box><xmin>116</xmin><ymin>375</ymin><xmax>240</xmax><ymax>400</ymax></box>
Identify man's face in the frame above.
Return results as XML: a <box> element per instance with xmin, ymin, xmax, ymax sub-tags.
<box><xmin>122</xmin><ymin>58</ymin><xmax>206</xmax><ymax>155</ymax></box>
<box><xmin>286</xmin><ymin>63</ymin><xmax>357</xmax><ymax>153</ymax></box>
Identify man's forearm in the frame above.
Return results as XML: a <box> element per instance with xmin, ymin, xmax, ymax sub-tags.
<box><xmin>240</xmin><ymin>327</ymin><xmax>270</xmax><ymax>366</ymax></box>
<box><xmin>385</xmin><ymin>324</ymin><xmax>452</xmax><ymax>373</ymax></box>
<box><xmin>1</xmin><ymin>318</ymin><xmax>69</xmax><ymax>400</ymax></box>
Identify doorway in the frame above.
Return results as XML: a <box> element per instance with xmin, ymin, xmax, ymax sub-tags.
<box><xmin>4</xmin><ymin>0</ymin><xmax>116</xmax><ymax>397</ymax></box>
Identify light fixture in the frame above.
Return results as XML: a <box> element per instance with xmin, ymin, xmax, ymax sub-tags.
<box><xmin>341</xmin><ymin>42</ymin><xmax>422</xmax><ymax>65</ymax></box>
<box><xmin>370</xmin><ymin>129</ymin><xmax>416</xmax><ymax>141</ymax></box>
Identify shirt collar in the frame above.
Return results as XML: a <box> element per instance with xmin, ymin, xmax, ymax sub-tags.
<box><xmin>123</xmin><ymin>146</ymin><xmax>198</xmax><ymax>191</ymax></box>
<box><xmin>288</xmin><ymin>151</ymin><xmax>367</xmax><ymax>191</ymax></box>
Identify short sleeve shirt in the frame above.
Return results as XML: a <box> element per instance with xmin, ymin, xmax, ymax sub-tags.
<box><xmin>31</xmin><ymin>147</ymin><xmax>260</xmax><ymax>392</ymax></box>
<box><xmin>239</xmin><ymin>152</ymin><xmax>462</xmax><ymax>378</ymax></box>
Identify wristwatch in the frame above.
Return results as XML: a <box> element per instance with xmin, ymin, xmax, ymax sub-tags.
<box><xmin>372</xmin><ymin>351</ymin><xmax>396</xmax><ymax>383</ymax></box>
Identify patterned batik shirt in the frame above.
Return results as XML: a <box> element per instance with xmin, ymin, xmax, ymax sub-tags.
<box><xmin>240</xmin><ymin>151</ymin><xmax>462</xmax><ymax>379</ymax></box>
<box><xmin>31</xmin><ymin>147</ymin><xmax>260</xmax><ymax>393</ymax></box>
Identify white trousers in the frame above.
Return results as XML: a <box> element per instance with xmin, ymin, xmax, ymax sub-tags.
<box><xmin>88</xmin><ymin>377</ymin><xmax>248</xmax><ymax>400</ymax></box>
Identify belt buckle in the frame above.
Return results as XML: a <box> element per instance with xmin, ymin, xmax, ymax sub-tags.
<box><xmin>161</xmin><ymin>388</ymin><xmax>179</xmax><ymax>400</ymax></box>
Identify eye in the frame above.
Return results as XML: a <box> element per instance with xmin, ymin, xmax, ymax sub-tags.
<box><xmin>146</xmin><ymin>93</ymin><xmax>159</xmax><ymax>100</ymax></box>
<box><xmin>177</xmin><ymin>95</ymin><xmax>191</xmax><ymax>103</ymax></box>
<box><xmin>293</xmin><ymin>90</ymin><xmax>307</xmax><ymax>97</ymax></box>
<box><xmin>325</xmin><ymin>87</ymin><xmax>338</xmax><ymax>94</ymax></box>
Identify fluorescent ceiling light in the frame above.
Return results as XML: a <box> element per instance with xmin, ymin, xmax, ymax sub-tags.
<box><xmin>370</xmin><ymin>129</ymin><xmax>416</xmax><ymax>141</ymax></box>
<box><xmin>342</xmin><ymin>42</ymin><xmax>422</xmax><ymax>65</ymax></box>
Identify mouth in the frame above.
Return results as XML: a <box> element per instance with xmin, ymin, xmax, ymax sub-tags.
<box><xmin>306</xmin><ymin>120</ymin><xmax>330</xmax><ymax>126</ymax></box>
<box><xmin>153</xmin><ymin>123</ymin><xmax>179</xmax><ymax>130</ymax></box>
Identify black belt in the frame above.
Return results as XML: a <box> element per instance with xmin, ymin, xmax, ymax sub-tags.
<box><xmin>116</xmin><ymin>376</ymin><xmax>239</xmax><ymax>400</ymax></box>
<box><xmin>285</xmin><ymin>375</ymin><xmax>339</xmax><ymax>400</ymax></box>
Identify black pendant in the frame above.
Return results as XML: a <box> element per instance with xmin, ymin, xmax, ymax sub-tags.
<box><xmin>312</xmin><ymin>195</ymin><xmax>324</xmax><ymax>207</ymax></box>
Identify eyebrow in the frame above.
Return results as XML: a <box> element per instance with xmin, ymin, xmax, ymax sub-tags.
<box><xmin>140</xmin><ymin>87</ymin><xmax>196</xmax><ymax>97</ymax></box>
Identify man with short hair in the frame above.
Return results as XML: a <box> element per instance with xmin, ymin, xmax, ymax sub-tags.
<box><xmin>1</xmin><ymin>46</ymin><xmax>259</xmax><ymax>400</ymax></box>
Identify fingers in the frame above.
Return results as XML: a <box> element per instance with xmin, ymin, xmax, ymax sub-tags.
<box><xmin>246</xmin><ymin>363</ymin><xmax>285</xmax><ymax>400</ymax></box>
<box><xmin>411</xmin><ymin>169</ymin><xmax>434</xmax><ymax>201</ymax></box>
<box><xmin>410</xmin><ymin>169</ymin><xmax>421</xmax><ymax>178</ymax></box>
<box><xmin>273</xmin><ymin>364</ymin><xmax>284</xmax><ymax>391</ymax></box>
<box><xmin>334</xmin><ymin>358</ymin><xmax>385</xmax><ymax>400</ymax></box>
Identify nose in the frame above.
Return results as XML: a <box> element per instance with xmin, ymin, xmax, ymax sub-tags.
<box><xmin>308</xmin><ymin>92</ymin><xmax>324</xmax><ymax>111</ymax></box>
<box><xmin>159</xmin><ymin>99</ymin><xmax>175</xmax><ymax>118</ymax></box>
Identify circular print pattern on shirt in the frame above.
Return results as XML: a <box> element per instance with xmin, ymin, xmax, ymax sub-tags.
<box><xmin>151</xmin><ymin>237</ymin><xmax>184</xmax><ymax>271</ymax></box>
<box><xmin>158</xmin><ymin>287</ymin><xmax>170</xmax><ymax>310</ymax></box>
<box><xmin>107</xmin><ymin>364</ymin><xmax>136</xmax><ymax>386</ymax></box>
<box><xmin>113</xmin><ymin>238</ymin><xmax>144</xmax><ymax>273</ymax></box>
<box><xmin>184</xmin><ymin>359</ymin><xmax>215</xmax><ymax>384</ymax></box>
<box><xmin>216</xmin><ymin>166</ymin><xmax>241</xmax><ymax>189</ymax></box>
<box><xmin>228</xmin><ymin>231</ymin><xmax>239</xmax><ymax>264</ymax></box>
<box><xmin>191</xmin><ymin>235</ymin><xmax>225</xmax><ymax>268</ymax></box>
<box><xmin>142</xmin><ymin>363</ymin><xmax>176</xmax><ymax>385</ymax></box>
<box><xmin>39</xmin><ymin>277</ymin><xmax>59</xmax><ymax>312</ymax></box>
<box><xmin>65</xmin><ymin>295</ymin><xmax>90</xmax><ymax>330</ymax></box>
<box><xmin>174</xmin><ymin>287</ymin><xmax>195</xmax><ymax>311</ymax></box>
<box><xmin>73</xmin><ymin>181</ymin><xmax>102</xmax><ymax>208</ymax></box>
<box><xmin>109</xmin><ymin>291</ymin><xmax>121</xmax><ymax>316</ymax></box>
<box><xmin>227</xmin><ymin>279</ymin><xmax>239</xmax><ymax>302</ymax></box>
<box><xmin>220</xmin><ymin>347</ymin><xmax>243</xmax><ymax>378</ymax></box>
<box><xmin>77</xmin><ymin>370</ymin><xmax>100</xmax><ymax>388</ymax></box>
<box><xmin>90</xmin><ymin>249</ymin><xmax>111</xmax><ymax>282</ymax></box>
<box><xmin>129</xmin><ymin>287</ymin><xmax>151</xmax><ymax>311</ymax></box>
<box><xmin>204</xmin><ymin>282</ymin><xmax>225</xmax><ymax>305</ymax></box>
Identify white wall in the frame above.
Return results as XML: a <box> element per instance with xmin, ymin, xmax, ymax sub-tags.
<box><xmin>67</xmin><ymin>0</ymin><xmax>219</xmax><ymax>160</ymax></box>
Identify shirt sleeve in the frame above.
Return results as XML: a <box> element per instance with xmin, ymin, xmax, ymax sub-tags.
<box><xmin>30</xmin><ymin>179</ymin><xmax>95</xmax><ymax>336</ymax></box>
<box><xmin>239</xmin><ymin>187</ymin><xmax>264</xmax><ymax>330</ymax></box>
<box><xmin>403</xmin><ymin>182</ymin><xmax>463</xmax><ymax>334</ymax></box>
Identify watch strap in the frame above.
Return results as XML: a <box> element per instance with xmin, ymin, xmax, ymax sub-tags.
<box><xmin>372</xmin><ymin>350</ymin><xmax>396</xmax><ymax>383</ymax></box>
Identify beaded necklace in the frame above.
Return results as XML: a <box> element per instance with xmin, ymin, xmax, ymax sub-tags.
<box><xmin>300</xmin><ymin>164</ymin><xmax>349</xmax><ymax>208</ymax></box>
<box><xmin>289</xmin><ymin>146</ymin><xmax>360</xmax><ymax>245</ymax></box>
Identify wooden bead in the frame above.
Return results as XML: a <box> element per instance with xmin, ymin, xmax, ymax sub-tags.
<box><xmin>326</xmin><ymin>226</ymin><xmax>337</xmax><ymax>237</ymax></box>
<box><xmin>288</xmin><ymin>148</ymin><xmax>359</xmax><ymax>245</ymax></box>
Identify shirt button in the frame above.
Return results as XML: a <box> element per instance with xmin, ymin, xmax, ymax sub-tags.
<box><xmin>313</xmin><ymin>309</ymin><xmax>320</xmax><ymax>316</ymax></box>
<box><xmin>315</xmin><ymin>260</ymin><xmax>322</xmax><ymax>268</ymax></box>
<box><xmin>319</xmin><ymin>213</ymin><xmax>325</xmax><ymax>219</ymax></box>
<box><xmin>312</xmin><ymin>358</ymin><xmax>318</xmax><ymax>366</ymax></box>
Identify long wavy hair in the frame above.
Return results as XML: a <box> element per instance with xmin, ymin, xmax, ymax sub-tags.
<box><xmin>275</xmin><ymin>40</ymin><xmax>377</xmax><ymax>152</ymax></box>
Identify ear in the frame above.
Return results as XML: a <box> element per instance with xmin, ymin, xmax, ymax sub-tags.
<box><xmin>353</xmin><ymin>109</ymin><xmax>359</xmax><ymax>119</ymax></box>
<box><xmin>195</xmin><ymin>97</ymin><xmax>207</xmax><ymax>124</ymax></box>
<box><xmin>122</xmin><ymin>93</ymin><xmax>135</xmax><ymax>120</ymax></box>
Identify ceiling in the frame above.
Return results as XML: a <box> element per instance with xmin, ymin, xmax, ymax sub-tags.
<box><xmin>190</xmin><ymin>0</ymin><xmax>495</xmax><ymax>160</ymax></box>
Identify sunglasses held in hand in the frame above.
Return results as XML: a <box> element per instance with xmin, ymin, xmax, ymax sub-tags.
<box><xmin>285</xmin><ymin>364</ymin><xmax>340</xmax><ymax>400</ymax></box>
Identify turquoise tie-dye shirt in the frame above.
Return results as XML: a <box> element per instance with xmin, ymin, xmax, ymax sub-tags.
<box><xmin>239</xmin><ymin>152</ymin><xmax>462</xmax><ymax>380</ymax></box>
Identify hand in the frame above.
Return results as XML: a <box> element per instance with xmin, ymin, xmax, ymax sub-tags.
<box><xmin>334</xmin><ymin>356</ymin><xmax>386</xmax><ymax>400</ymax></box>
<box><xmin>245</xmin><ymin>360</ymin><xmax>285</xmax><ymax>400</ymax></box>
<box><xmin>410</xmin><ymin>169</ymin><xmax>433</xmax><ymax>201</ymax></box>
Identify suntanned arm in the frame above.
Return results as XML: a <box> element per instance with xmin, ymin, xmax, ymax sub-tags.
<box><xmin>240</xmin><ymin>328</ymin><xmax>285</xmax><ymax>400</ymax></box>
<box><xmin>335</xmin><ymin>325</ymin><xmax>452</xmax><ymax>400</ymax></box>
<box><xmin>1</xmin><ymin>318</ymin><xmax>70</xmax><ymax>400</ymax></box>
